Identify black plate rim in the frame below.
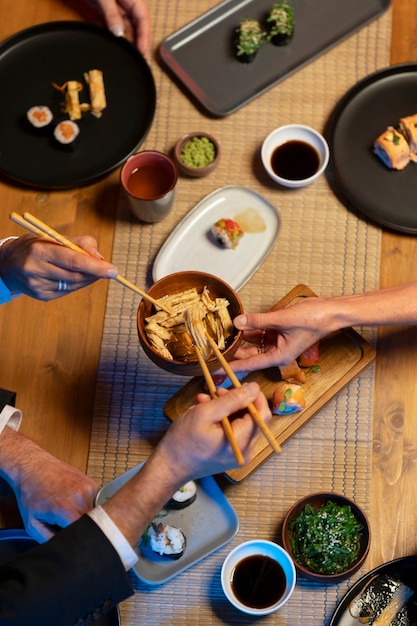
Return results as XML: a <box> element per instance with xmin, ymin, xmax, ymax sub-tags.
<box><xmin>0</xmin><ymin>20</ymin><xmax>156</xmax><ymax>190</ymax></box>
<box><xmin>327</xmin><ymin>62</ymin><xmax>417</xmax><ymax>234</ymax></box>
<box><xmin>329</xmin><ymin>554</ymin><xmax>417</xmax><ymax>624</ymax></box>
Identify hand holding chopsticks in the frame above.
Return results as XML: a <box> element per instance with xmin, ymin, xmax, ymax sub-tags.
<box><xmin>9</xmin><ymin>212</ymin><xmax>171</xmax><ymax>313</ymax></box>
<box><xmin>205</xmin><ymin>334</ymin><xmax>281</xmax><ymax>454</ymax></box>
<box><xmin>194</xmin><ymin>345</ymin><xmax>245</xmax><ymax>466</ymax></box>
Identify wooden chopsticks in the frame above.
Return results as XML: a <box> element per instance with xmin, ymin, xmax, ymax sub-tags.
<box><xmin>9</xmin><ymin>212</ymin><xmax>171</xmax><ymax>314</ymax></box>
<box><xmin>205</xmin><ymin>334</ymin><xmax>281</xmax><ymax>454</ymax></box>
<box><xmin>194</xmin><ymin>345</ymin><xmax>245</xmax><ymax>466</ymax></box>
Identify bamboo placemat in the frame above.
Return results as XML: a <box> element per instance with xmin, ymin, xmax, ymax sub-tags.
<box><xmin>87</xmin><ymin>3</ymin><xmax>391</xmax><ymax>624</ymax></box>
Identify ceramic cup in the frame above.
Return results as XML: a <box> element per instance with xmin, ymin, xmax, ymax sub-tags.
<box><xmin>121</xmin><ymin>150</ymin><xmax>178</xmax><ymax>223</ymax></box>
<box><xmin>221</xmin><ymin>539</ymin><xmax>296</xmax><ymax>615</ymax></box>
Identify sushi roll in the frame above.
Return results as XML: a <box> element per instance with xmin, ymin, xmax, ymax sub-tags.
<box><xmin>149</xmin><ymin>522</ymin><xmax>186</xmax><ymax>560</ymax></box>
<box><xmin>168</xmin><ymin>480</ymin><xmax>197</xmax><ymax>509</ymax></box>
<box><xmin>373</xmin><ymin>126</ymin><xmax>410</xmax><ymax>170</ymax></box>
<box><xmin>53</xmin><ymin>120</ymin><xmax>80</xmax><ymax>148</ymax></box>
<box><xmin>267</xmin><ymin>1</ymin><xmax>295</xmax><ymax>46</ymax></box>
<box><xmin>235</xmin><ymin>18</ymin><xmax>265</xmax><ymax>63</ymax></box>
<box><xmin>399</xmin><ymin>113</ymin><xmax>417</xmax><ymax>162</ymax></box>
<box><xmin>27</xmin><ymin>106</ymin><xmax>53</xmax><ymax>128</ymax></box>
<box><xmin>211</xmin><ymin>218</ymin><xmax>244</xmax><ymax>249</ymax></box>
<box><xmin>272</xmin><ymin>382</ymin><xmax>305</xmax><ymax>415</ymax></box>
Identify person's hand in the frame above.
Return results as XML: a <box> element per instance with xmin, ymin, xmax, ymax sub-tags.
<box><xmin>0</xmin><ymin>234</ymin><xmax>118</xmax><ymax>301</ymax></box>
<box><xmin>92</xmin><ymin>0</ymin><xmax>151</xmax><ymax>57</ymax></box>
<box><xmin>154</xmin><ymin>382</ymin><xmax>272</xmax><ymax>483</ymax></box>
<box><xmin>228</xmin><ymin>298</ymin><xmax>330</xmax><ymax>372</ymax></box>
<box><xmin>0</xmin><ymin>429</ymin><xmax>97</xmax><ymax>542</ymax></box>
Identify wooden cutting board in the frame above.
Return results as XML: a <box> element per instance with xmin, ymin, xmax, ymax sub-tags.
<box><xmin>164</xmin><ymin>285</ymin><xmax>376</xmax><ymax>483</ymax></box>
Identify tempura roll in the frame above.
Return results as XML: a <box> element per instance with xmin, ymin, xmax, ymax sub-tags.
<box><xmin>84</xmin><ymin>69</ymin><xmax>106</xmax><ymax>118</ymax></box>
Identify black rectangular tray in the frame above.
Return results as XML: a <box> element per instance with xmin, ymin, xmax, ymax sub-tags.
<box><xmin>159</xmin><ymin>0</ymin><xmax>391</xmax><ymax>117</ymax></box>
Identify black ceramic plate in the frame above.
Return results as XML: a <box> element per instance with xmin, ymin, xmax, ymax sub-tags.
<box><xmin>330</xmin><ymin>555</ymin><xmax>417</xmax><ymax>625</ymax></box>
<box><xmin>327</xmin><ymin>64</ymin><xmax>417</xmax><ymax>233</ymax></box>
<box><xmin>0</xmin><ymin>21</ymin><xmax>156</xmax><ymax>189</ymax></box>
<box><xmin>0</xmin><ymin>529</ymin><xmax>120</xmax><ymax>625</ymax></box>
<box><xmin>159</xmin><ymin>0</ymin><xmax>390</xmax><ymax>117</ymax></box>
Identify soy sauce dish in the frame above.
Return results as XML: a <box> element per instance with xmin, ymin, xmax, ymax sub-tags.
<box><xmin>221</xmin><ymin>540</ymin><xmax>296</xmax><ymax>615</ymax></box>
<box><xmin>261</xmin><ymin>124</ymin><xmax>329</xmax><ymax>188</ymax></box>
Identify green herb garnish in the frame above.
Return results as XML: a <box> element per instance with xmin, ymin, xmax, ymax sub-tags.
<box><xmin>289</xmin><ymin>500</ymin><xmax>363</xmax><ymax>575</ymax></box>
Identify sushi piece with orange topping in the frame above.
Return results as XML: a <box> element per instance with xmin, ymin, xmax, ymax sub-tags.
<box><xmin>27</xmin><ymin>105</ymin><xmax>53</xmax><ymax>128</ymax></box>
<box><xmin>272</xmin><ymin>382</ymin><xmax>305</xmax><ymax>415</ymax></box>
<box><xmin>53</xmin><ymin>120</ymin><xmax>80</xmax><ymax>148</ymax></box>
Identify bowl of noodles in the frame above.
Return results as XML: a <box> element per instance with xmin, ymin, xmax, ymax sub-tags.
<box><xmin>137</xmin><ymin>271</ymin><xmax>243</xmax><ymax>376</ymax></box>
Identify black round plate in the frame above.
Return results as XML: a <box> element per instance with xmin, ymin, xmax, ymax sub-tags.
<box><xmin>327</xmin><ymin>63</ymin><xmax>417</xmax><ymax>233</ymax></box>
<box><xmin>0</xmin><ymin>529</ymin><xmax>120</xmax><ymax>625</ymax></box>
<box><xmin>330</xmin><ymin>555</ymin><xmax>417</xmax><ymax>625</ymax></box>
<box><xmin>0</xmin><ymin>21</ymin><xmax>156</xmax><ymax>189</ymax></box>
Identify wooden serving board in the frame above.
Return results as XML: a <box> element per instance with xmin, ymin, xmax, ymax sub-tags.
<box><xmin>164</xmin><ymin>285</ymin><xmax>376</xmax><ymax>483</ymax></box>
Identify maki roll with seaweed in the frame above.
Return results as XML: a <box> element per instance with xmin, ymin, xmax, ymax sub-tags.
<box><xmin>168</xmin><ymin>480</ymin><xmax>197</xmax><ymax>510</ymax></box>
<box><xmin>27</xmin><ymin>106</ymin><xmax>53</xmax><ymax>128</ymax></box>
<box><xmin>267</xmin><ymin>1</ymin><xmax>295</xmax><ymax>46</ymax></box>
<box><xmin>149</xmin><ymin>522</ymin><xmax>186</xmax><ymax>560</ymax></box>
<box><xmin>53</xmin><ymin>120</ymin><xmax>79</xmax><ymax>148</ymax></box>
<box><xmin>235</xmin><ymin>18</ymin><xmax>265</xmax><ymax>63</ymax></box>
<box><xmin>211</xmin><ymin>218</ymin><xmax>244</xmax><ymax>249</ymax></box>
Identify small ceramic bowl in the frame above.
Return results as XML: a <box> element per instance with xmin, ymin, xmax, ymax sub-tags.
<box><xmin>221</xmin><ymin>540</ymin><xmax>296</xmax><ymax>615</ymax></box>
<box><xmin>174</xmin><ymin>132</ymin><xmax>220</xmax><ymax>177</ymax></box>
<box><xmin>261</xmin><ymin>124</ymin><xmax>329</xmax><ymax>188</ymax></box>
<box><xmin>281</xmin><ymin>492</ymin><xmax>370</xmax><ymax>583</ymax></box>
<box><xmin>137</xmin><ymin>271</ymin><xmax>243</xmax><ymax>376</ymax></box>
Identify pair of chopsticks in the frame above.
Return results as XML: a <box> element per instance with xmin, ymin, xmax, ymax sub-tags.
<box><xmin>9</xmin><ymin>212</ymin><xmax>171</xmax><ymax>314</ymax></box>
<box><xmin>194</xmin><ymin>335</ymin><xmax>281</xmax><ymax>466</ymax></box>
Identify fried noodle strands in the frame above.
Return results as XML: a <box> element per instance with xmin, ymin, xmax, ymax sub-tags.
<box><xmin>145</xmin><ymin>287</ymin><xmax>233</xmax><ymax>361</ymax></box>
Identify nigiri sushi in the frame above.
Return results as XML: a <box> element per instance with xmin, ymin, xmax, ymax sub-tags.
<box><xmin>149</xmin><ymin>522</ymin><xmax>186</xmax><ymax>559</ymax></box>
<box><xmin>211</xmin><ymin>218</ymin><xmax>244</xmax><ymax>249</ymax></box>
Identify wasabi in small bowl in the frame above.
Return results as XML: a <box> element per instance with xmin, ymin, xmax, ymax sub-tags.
<box><xmin>174</xmin><ymin>132</ymin><xmax>220</xmax><ymax>177</ymax></box>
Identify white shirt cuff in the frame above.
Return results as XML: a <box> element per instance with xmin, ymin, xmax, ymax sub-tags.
<box><xmin>88</xmin><ymin>505</ymin><xmax>139</xmax><ymax>570</ymax></box>
<box><xmin>0</xmin><ymin>405</ymin><xmax>22</xmax><ymax>435</ymax></box>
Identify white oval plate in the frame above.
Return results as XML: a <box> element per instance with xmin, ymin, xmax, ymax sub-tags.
<box><xmin>152</xmin><ymin>185</ymin><xmax>280</xmax><ymax>291</ymax></box>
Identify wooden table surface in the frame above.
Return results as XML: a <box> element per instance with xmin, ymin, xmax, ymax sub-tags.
<box><xmin>0</xmin><ymin>0</ymin><xmax>417</xmax><ymax>571</ymax></box>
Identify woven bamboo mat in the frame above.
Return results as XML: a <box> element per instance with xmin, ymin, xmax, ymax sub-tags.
<box><xmin>87</xmin><ymin>2</ymin><xmax>391</xmax><ymax>624</ymax></box>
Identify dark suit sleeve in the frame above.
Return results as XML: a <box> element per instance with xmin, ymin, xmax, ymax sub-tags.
<box><xmin>0</xmin><ymin>515</ymin><xmax>135</xmax><ymax>625</ymax></box>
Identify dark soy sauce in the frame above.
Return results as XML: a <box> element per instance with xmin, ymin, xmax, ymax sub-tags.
<box><xmin>231</xmin><ymin>555</ymin><xmax>286</xmax><ymax>609</ymax></box>
<box><xmin>271</xmin><ymin>140</ymin><xmax>320</xmax><ymax>180</ymax></box>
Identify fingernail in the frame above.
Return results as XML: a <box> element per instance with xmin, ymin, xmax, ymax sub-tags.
<box><xmin>110</xmin><ymin>24</ymin><xmax>125</xmax><ymax>37</ymax></box>
<box><xmin>106</xmin><ymin>268</ymin><xmax>119</xmax><ymax>279</ymax></box>
<box><xmin>235</xmin><ymin>314</ymin><xmax>247</xmax><ymax>328</ymax></box>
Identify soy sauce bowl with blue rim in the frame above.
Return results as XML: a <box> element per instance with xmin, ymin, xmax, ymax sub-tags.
<box><xmin>221</xmin><ymin>539</ymin><xmax>296</xmax><ymax>615</ymax></box>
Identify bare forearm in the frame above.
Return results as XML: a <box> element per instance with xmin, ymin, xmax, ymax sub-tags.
<box><xmin>320</xmin><ymin>282</ymin><xmax>417</xmax><ymax>331</ymax></box>
<box><xmin>101</xmin><ymin>452</ymin><xmax>183</xmax><ymax>546</ymax></box>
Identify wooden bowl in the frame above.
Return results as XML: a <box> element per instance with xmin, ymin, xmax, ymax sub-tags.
<box><xmin>174</xmin><ymin>132</ymin><xmax>220</xmax><ymax>177</ymax></box>
<box><xmin>137</xmin><ymin>271</ymin><xmax>243</xmax><ymax>376</ymax></box>
<box><xmin>281</xmin><ymin>492</ymin><xmax>370</xmax><ymax>583</ymax></box>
